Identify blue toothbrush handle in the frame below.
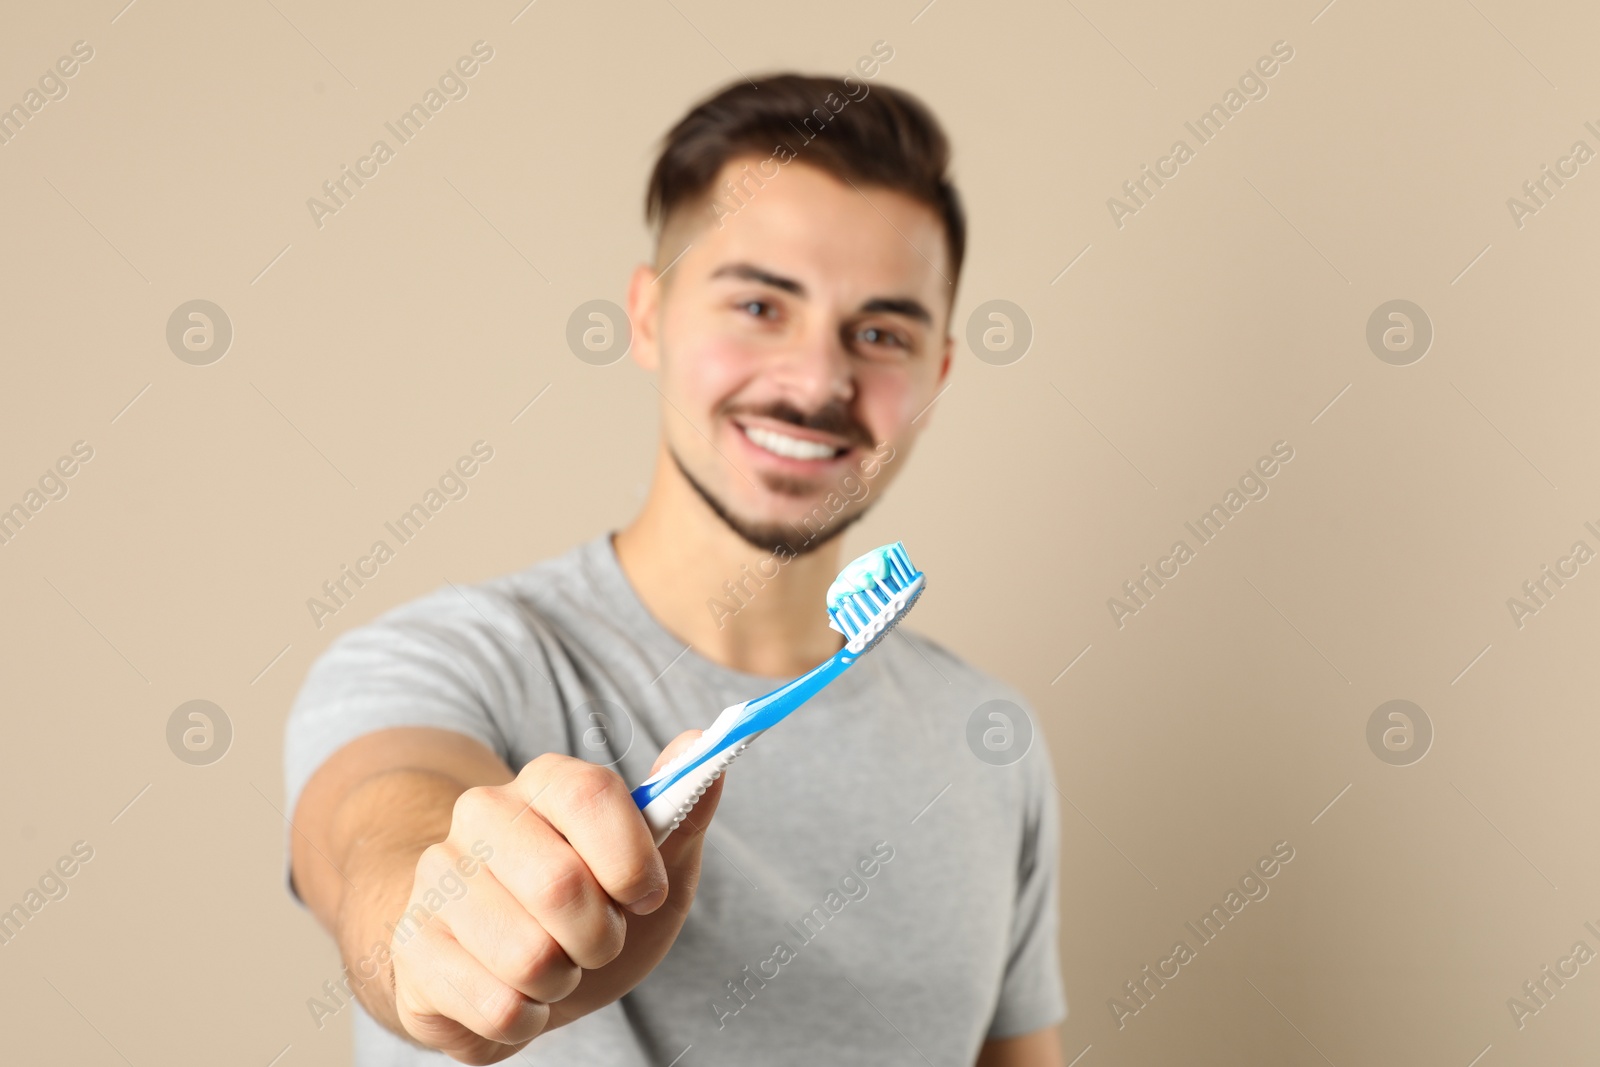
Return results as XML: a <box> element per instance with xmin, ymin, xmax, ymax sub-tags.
<box><xmin>627</xmin><ymin>542</ymin><xmax>924</xmax><ymax>847</ymax></box>
<box><xmin>630</xmin><ymin>650</ymin><xmax>853</xmax><ymax>846</ymax></box>
<box><xmin>630</xmin><ymin>702</ymin><xmax>764</xmax><ymax>846</ymax></box>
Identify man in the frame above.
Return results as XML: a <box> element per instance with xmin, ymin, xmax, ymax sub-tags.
<box><xmin>285</xmin><ymin>71</ymin><xmax>1066</xmax><ymax>1065</ymax></box>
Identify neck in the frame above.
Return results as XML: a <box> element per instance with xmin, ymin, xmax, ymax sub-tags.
<box><xmin>613</xmin><ymin>449</ymin><xmax>847</xmax><ymax>679</ymax></box>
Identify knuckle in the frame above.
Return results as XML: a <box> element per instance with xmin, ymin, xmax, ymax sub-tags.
<box><xmin>396</xmin><ymin>992</ymin><xmax>493</xmax><ymax>1060</ymax></box>
<box><xmin>545</xmin><ymin>963</ymin><xmax>584</xmax><ymax>1004</ymax></box>
<box><xmin>394</xmin><ymin>914</ymin><xmax>449</xmax><ymax>968</ymax></box>
<box><xmin>510</xmin><ymin>933</ymin><xmax>577</xmax><ymax>994</ymax></box>
<box><xmin>478</xmin><ymin>983</ymin><xmax>535</xmax><ymax>1039</ymax></box>
<box><xmin>615</xmin><ymin>853</ymin><xmax>660</xmax><ymax>898</ymax></box>
<box><xmin>555</xmin><ymin>763</ymin><xmax>620</xmax><ymax>815</ymax></box>
<box><xmin>562</xmin><ymin>913</ymin><xmax>626</xmax><ymax>972</ymax></box>
<box><xmin>395</xmin><ymin>1007</ymin><xmax>447</xmax><ymax>1052</ymax></box>
<box><xmin>415</xmin><ymin>843</ymin><xmax>455</xmax><ymax>883</ymax></box>
<box><xmin>520</xmin><ymin>752</ymin><xmax>569</xmax><ymax>784</ymax></box>
<box><xmin>534</xmin><ymin>862</ymin><xmax>592</xmax><ymax>916</ymax></box>
<box><xmin>451</xmin><ymin>786</ymin><xmax>500</xmax><ymax>828</ymax></box>
<box><xmin>590</xmin><ymin>907</ymin><xmax>628</xmax><ymax>966</ymax></box>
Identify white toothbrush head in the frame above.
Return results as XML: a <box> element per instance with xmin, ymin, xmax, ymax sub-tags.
<box><xmin>825</xmin><ymin>541</ymin><xmax>926</xmax><ymax>655</ymax></box>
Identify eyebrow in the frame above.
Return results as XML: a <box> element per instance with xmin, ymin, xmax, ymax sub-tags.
<box><xmin>708</xmin><ymin>261</ymin><xmax>933</xmax><ymax>326</ymax></box>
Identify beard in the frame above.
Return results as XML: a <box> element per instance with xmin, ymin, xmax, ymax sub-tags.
<box><xmin>668</xmin><ymin>443</ymin><xmax>873</xmax><ymax>558</ymax></box>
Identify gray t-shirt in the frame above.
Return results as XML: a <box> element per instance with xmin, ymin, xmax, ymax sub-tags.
<box><xmin>284</xmin><ymin>533</ymin><xmax>1066</xmax><ymax>1065</ymax></box>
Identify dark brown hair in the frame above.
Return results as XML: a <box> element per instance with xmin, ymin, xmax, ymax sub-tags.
<box><xmin>645</xmin><ymin>72</ymin><xmax>965</xmax><ymax>287</ymax></box>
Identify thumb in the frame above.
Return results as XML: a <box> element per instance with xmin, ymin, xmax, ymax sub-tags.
<box><xmin>647</xmin><ymin>728</ymin><xmax>702</xmax><ymax>776</ymax></box>
<box><xmin>648</xmin><ymin>728</ymin><xmax>728</xmax><ymax>862</ymax></box>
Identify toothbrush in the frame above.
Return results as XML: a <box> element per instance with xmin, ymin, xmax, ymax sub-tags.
<box><xmin>630</xmin><ymin>541</ymin><xmax>926</xmax><ymax>846</ymax></box>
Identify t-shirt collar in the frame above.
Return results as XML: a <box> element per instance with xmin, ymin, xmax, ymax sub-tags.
<box><xmin>582</xmin><ymin>531</ymin><xmax>878</xmax><ymax>701</ymax></box>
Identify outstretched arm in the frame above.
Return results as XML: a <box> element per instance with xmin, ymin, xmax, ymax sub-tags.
<box><xmin>290</xmin><ymin>723</ymin><xmax>723</xmax><ymax>1063</ymax></box>
<box><xmin>977</xmin><ymin>1026</ymin><xmax>1066</xmax><ymax>1067</ymax></box>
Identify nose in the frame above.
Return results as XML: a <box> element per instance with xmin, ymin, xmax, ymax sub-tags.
<box><xmin>768</xmin><ymin>322</ymin><xmax>855</xmax><ymax>412</ymax></box>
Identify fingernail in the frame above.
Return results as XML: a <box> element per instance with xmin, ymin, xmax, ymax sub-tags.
<box><xmin>624</xmin><ymin>886</ymin><xmax>668</xmax><ymax>915</ymax></box>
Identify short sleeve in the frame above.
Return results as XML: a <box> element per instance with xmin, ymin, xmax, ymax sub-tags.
<box><xmin>280</xmin><ymin>582</ymin><xmax>552</xmax><ymax>899</ymax></box>
<box><xmin>985</xmin><ymin>724</ymin><xmax>1068</xmax><ymax>1039</ymax></box>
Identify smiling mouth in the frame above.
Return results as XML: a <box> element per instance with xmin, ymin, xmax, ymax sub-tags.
<box><xmin>735</xmin><ymin>421</ymin><xmax>851</xmax><ymax>462</ymax></box>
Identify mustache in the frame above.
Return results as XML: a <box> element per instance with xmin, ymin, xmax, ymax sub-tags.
<box><xmin>725</xmin><ymin>399</ymin><xmax>875</xmax><ymax>449</ymax></box>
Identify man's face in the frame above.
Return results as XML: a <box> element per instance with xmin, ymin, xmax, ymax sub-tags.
<box><xmin>629</xmin><ymin>155</ymin><xmax>954</xmax><ymax>554</ymax></box>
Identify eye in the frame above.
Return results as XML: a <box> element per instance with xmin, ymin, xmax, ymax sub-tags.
<box><xmin>737</xmin><ymin>299</ymin><xmax>777</xmax><ymax>320</ymax></box>
<box><xmin>857</xmin><ymin>325</ymin><xmax>908</xmax><ymax>350</ymax></box>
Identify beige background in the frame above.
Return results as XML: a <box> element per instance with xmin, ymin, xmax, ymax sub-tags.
<box><xmin>2</xmin><ymin>0</ymin><xmax>1596</xmax><ymax>1063</ymax></box>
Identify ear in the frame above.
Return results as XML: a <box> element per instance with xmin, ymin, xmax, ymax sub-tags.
<box><xmin>917</xmin><ymin>333</ymin><xmax>954</xmax><ymax>428</ymax></box>
<box><xmin>626</xmin><ymin>261</ymin><xmax>661</xmax><ymax>372</ymax></box>
<box><xmin>936</xmin><ymin>332</ymin><xmax>953</xmax><ymax>390</ymax></box>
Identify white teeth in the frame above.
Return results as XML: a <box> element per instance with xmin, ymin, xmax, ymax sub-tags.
<box><xmin>743</xmin><ymin>425</ymin><xmax>839</xmax><ymax>461</ymax></box>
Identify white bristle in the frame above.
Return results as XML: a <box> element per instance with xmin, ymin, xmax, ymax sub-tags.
<box><xmin>826</xmin><ymin>542</ymin><xmax>925</xmax><ymax>653</ymax></box>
